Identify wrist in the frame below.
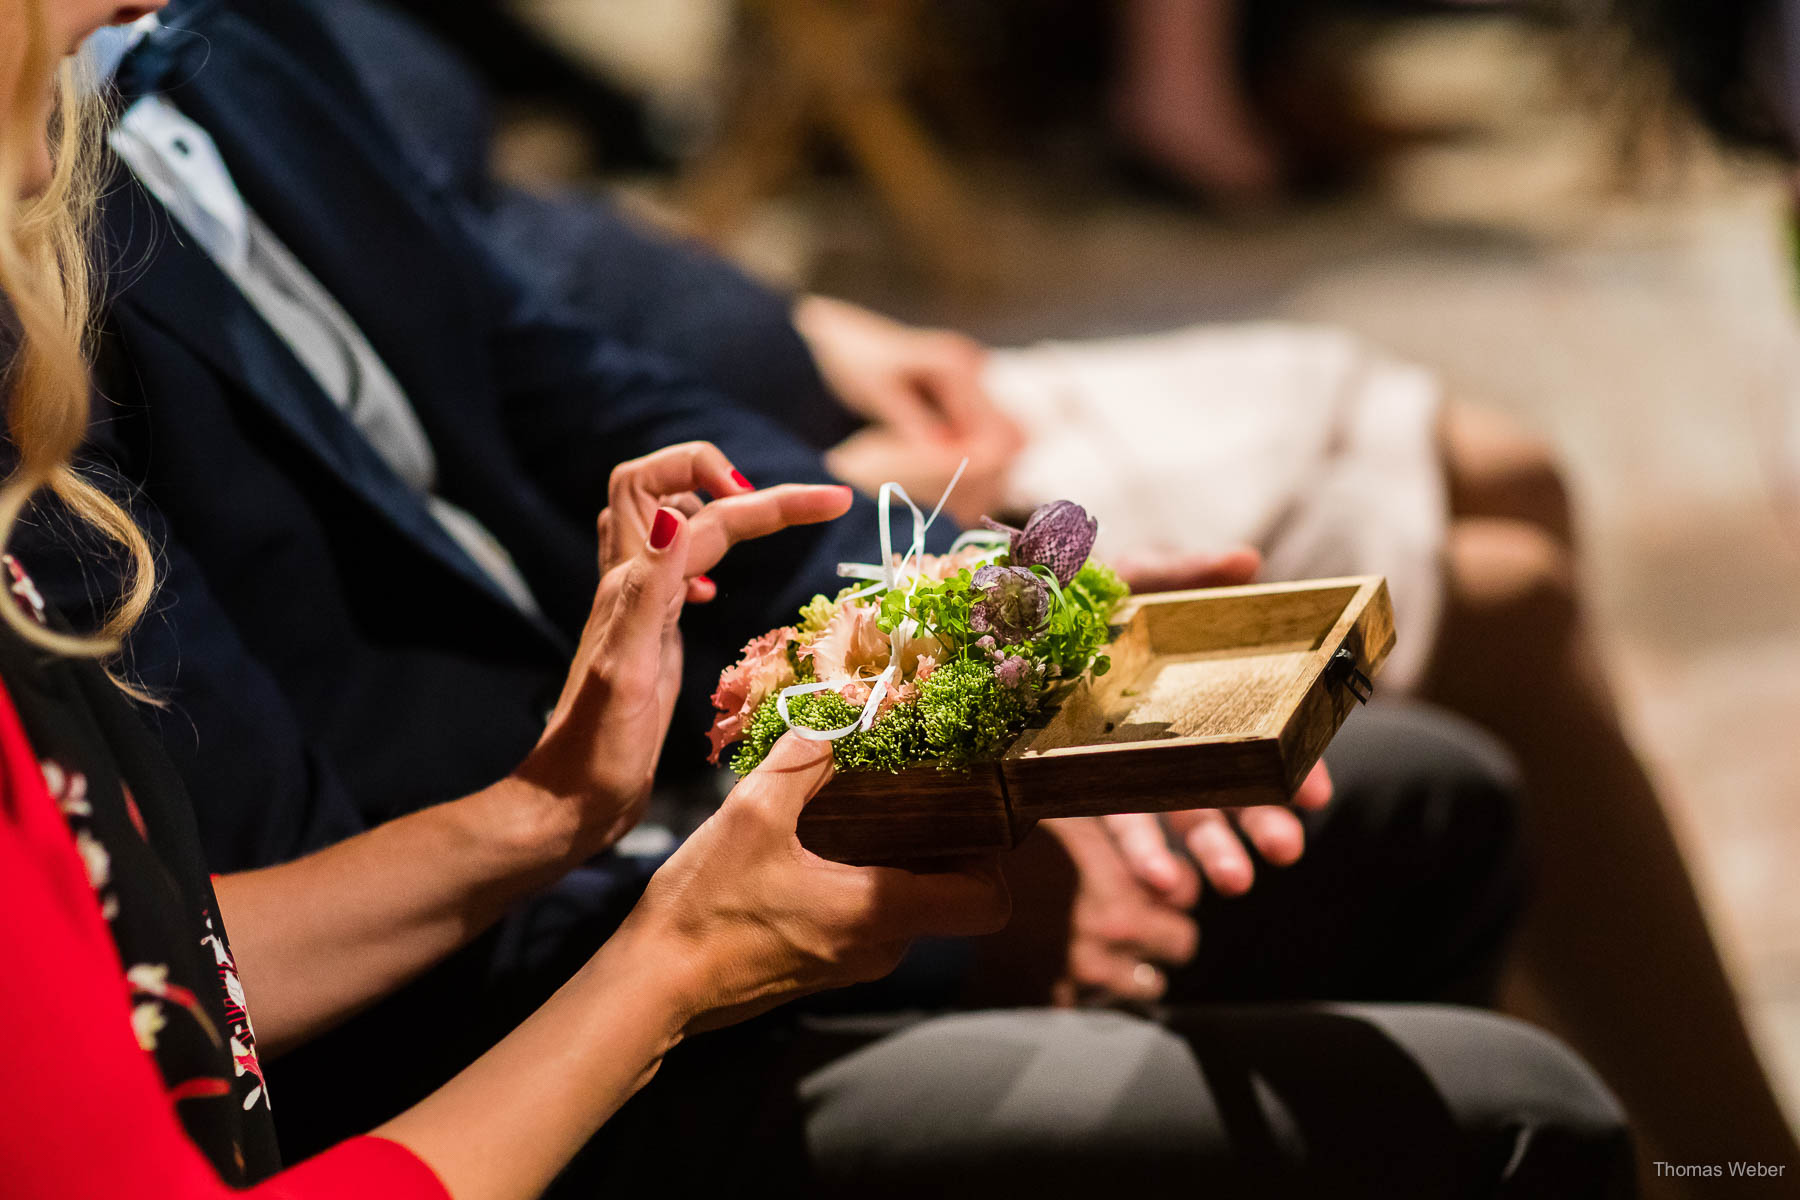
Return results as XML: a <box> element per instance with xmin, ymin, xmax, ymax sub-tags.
<box><xmin>464</xmin><ymin>773</ymin><xmax>588</xmax><ymax>880</ymax></box>
<box><xmin>582</xmin><ymin>913</ymin><xmax>697</xmax><ymax>1053</ymax></box>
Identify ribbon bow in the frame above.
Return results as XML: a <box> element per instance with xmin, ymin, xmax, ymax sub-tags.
<box><xmin>776</xmin><ymin>461</ymin><xmax>1008</xmax><ymax>742</ymax></box>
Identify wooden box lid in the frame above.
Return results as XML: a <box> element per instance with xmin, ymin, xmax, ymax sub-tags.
<box><xmin>796</xmin><ymin>576</ymin><xmax>1395</xmax><ymax>865</ymax></box>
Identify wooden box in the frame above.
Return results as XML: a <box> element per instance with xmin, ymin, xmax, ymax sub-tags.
<box><xmin>795</xmin><ymin>575</ymin><xmax>1395</xmax><ymax>865</ymax></box>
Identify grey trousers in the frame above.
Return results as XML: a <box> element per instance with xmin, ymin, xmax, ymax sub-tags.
<box><xmin>559</xmin><ymin>703</ymin><xmax>1633</xmax><ymax>1198</ymax></box>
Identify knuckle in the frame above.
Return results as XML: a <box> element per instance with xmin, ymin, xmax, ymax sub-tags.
<box><xmin>1091</xmin><ymin>913</ymin><xmax>1142</xmax><ymax>947</ymax></box>
<box><xmin>712</xmin><ymin>799</ymin><xmax>757</xmax><ymax>843</ymax></box>
<box><xmin>615</xmin><ymin>564</ymin><xmax>653</xmax><ymax>609</ymax></box>
<box><xmin>609</xmin><ymin>456</ymin><xmax>645</xmax><ymax>491</ymax></box>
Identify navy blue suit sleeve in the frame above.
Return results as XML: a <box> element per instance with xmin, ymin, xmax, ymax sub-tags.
<box><xmin>13</xmin><ymin>422</ymin><xmax>367</xmax><ymax>873</ymax></box>
<box><xmin>313</xmin><ymin>0</ymin><xmax>856</xmax><ymax>447</ymax></box>
<box><xmin>480</xmin><ymin>188</ymin><xmax>856</xmax><ymax>449</ymax></box>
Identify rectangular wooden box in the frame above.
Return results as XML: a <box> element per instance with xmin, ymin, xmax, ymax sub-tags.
<box><xmin>795</xmin><ymin>575</ymin><xmax>1395</xmax><ymax>865</ymax></box>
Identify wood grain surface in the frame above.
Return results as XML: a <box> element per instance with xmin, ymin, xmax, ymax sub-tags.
<box><xmin>794</xmin><ymin>576</ymin><xmax>1395</xmax><ymax>864</ymax></box>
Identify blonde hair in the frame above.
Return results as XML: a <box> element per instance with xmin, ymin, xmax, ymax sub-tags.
<box><xmin>0</xmin><ymin>0</ymin><xmax>156</xmax><ymax>665</ymax></box>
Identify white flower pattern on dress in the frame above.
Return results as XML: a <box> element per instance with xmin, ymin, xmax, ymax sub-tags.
<box><xmin>3</xmin><ymin>554</ymin><xmax>47</xmax><ymax>625</ymax></box>
<box><xmin>41</xmin><ymin>761</ymin><xmax>89</xmax><ymax>816</ymax></box>
<box><xmin>43</xmin><ymin>762</ymin><xmax>121</xmax><ymax>920</ymax></box>
<box><xmin>131</xmin><ymin>1001</ymin><xmax>168</xmax><ymax>1052</ymax></box>
<box><xmin>202</xmin><ymin>914</ymin><xmax>267</xmax><ymax>1112</ymax></box>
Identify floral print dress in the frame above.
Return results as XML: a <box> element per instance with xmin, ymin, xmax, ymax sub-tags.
<box><xmin>0</xmin><ymin>556</ymin><xmax>446</xmax><ymax>1197</ymax></box>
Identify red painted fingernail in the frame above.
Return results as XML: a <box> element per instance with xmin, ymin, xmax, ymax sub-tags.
<box><xmin>730</xmin><ymin>470</ymin><xmax>753</xmax><ymax>490</ymax></box>
<box><xmin>697</xmin><ymin>574</ymin><xmax>714</xmax><ymax>587</ymax></box>
<box><xmin>650</xmin><ymin>508</ymin><xmax>678</xmax><ymax>550</ymax></box>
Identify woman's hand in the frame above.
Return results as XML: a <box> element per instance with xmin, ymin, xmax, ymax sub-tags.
<box><xmin>517</xmin><ymin>443</ymin><xmax>854</xmax><ymax>857</ymax></box>
<box><xmin>220</xmin><ymin>446</ymin><xmax>853</xmax><ymax>1056</ymax></box>
<box><xmin>619</xmin><ymin>734</ymin><xmax>1012</xmax><ymax>1034</ymax></box>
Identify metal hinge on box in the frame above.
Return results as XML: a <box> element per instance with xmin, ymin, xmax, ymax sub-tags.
<box><xmin>1328</xmin><ymin>647</ymin><xmax>1374</xmax><ymax>704</ymax></box>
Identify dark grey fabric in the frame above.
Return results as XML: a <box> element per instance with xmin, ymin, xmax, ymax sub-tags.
<box><xmin>801</xmin><ymin>1006</ymin><xmax>1630</xmax><ymax>1199</ymax></box>
<box><xmin>1178</xmin><ymin>700</ymin><xmax>1527</xmax><ymax>1007</ymax></box>
<box><xmin>565</xmin><ymin>1005</ymin><xmax>1630</xmax><ymax>1200</ymax></box>
<box><xmin>546</xmin><ymin>705</ymin><xmax>1628</xmax><ymax>1198</ymax></box>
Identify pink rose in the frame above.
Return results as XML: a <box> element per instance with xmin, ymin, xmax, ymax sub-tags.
<box><xmin>707</xmin><ymin>626</ymin><xmax>799</xmax><ymax>763</ymax></box>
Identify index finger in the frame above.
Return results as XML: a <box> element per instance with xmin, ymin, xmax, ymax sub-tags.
<box><xmin>1113</xmin><ymin>547</ymin><xmax>1262</xmax><ymax>594</ymax></box>
<box><xmin>1293</xmin><ymin>760</ymin><xmax>1333</xmax><ymax>810</ymax></box>
<box><xmin>685</xmin><ymin>484</ymin><xmax>855</xmax><ymax>576</ymax></box>
<box><xmin>1230</xmin><ymin>806</ymin><xmax>1307</xmax><ymax>869</ymax></box>
<box><xmin>609</xmin><ymin>443</ymin><xmax>751</xmax><ymax>528</ymax></box>
<box><xmin>917</xmin><ymin>336</ymin><xmax>992</xmax><ymax>434</ymax></box>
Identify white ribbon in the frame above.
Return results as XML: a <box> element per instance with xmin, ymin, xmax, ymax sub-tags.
<box><xmin>777</xmin><ymin>460</ymin><xmax>1006</xmax><ymax>741</ymax></box>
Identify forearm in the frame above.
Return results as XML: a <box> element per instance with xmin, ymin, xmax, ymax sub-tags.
<box><xmin>214</xmin><ymin>776</ymin><xmax>582</xmax><ymax>1056</ymax></box>
<box><xmin>374</xmin><ymin>922</ymin><xmax>687</xmax><ymax>1200</ymax></box>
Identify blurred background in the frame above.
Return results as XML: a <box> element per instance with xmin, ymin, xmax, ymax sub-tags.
<box><xmin>413</xmin><ymin>0</ymin><xmax>1800</xmax><ymax>1125</ymax></box>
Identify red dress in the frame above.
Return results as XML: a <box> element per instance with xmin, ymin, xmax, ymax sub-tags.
<box><xmin>0</xmin><ymin>557</ymin><xmax>448</xmax><ymax>1198</ymax></box>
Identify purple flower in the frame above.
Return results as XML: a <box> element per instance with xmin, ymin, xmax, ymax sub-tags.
<box><xmin>995</xmin><ymin>654</ymin><xmax>1036</xmax><ymax>690</ymax></box>
<box><xmin>969</xmin><ymin>565</ymin><xmax>1049</xmax><ymax>645</ymax></box>
<box><xmin>981</xmin><ymin>500</ymin><xmax>1098</xmax><ymax>585</ymax></box>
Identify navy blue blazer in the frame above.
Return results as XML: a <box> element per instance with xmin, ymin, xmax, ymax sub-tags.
<box><xmin>20</xmin><ymin>0</ymin><xmax>947</xmax><ymax>879</ymax></box>
<box><xmin>310</xmin><ymin>0</ymin><xmax>862</xmax><ymax>452</ymax></box>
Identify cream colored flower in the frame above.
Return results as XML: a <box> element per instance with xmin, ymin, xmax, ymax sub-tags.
<box><xmin>74</xmin><ymin>830</ymin><xmax>110</xmax><ymax>892</ymax></box>
<box><xmin>131</xmin><ymin>1002</ymin><xmax>166</xmax><ymax>1052</ymax></box>
<box><xmin>805</xmin><ymin>601</ymin><xmax>943</xmax><ymax>690</ymax></box>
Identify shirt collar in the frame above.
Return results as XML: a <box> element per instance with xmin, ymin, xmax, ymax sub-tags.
<box><xmin>79</xmin><ymin>14</ymin><xmax>160</xmax><ymax>86</ymax></box>
<box><xmin>109</xmin><ymin>95</ymin><xmax>251</xmax><ymax>272</ymax></box>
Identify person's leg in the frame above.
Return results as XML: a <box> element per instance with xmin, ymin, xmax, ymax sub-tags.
<box><xmin>1177</xmin><ymin>701</ymin><xmax>1526</xmax><ymax>1007</ymax></box>
<box><xmin>1111</xmin><ymin>0</ymin><xmax>1284</xmax><ymax>205</ymax></box>
<box><xmin>583</xmin><ymin>1003</ymin><xmax>1629</xmax><ymax>1199</ymax></box>
<box><xmin>960</xmin><ymin>700</ymin><xmax>1528</xmax><ymax>1012</ymax></box>
<box><xmin>1426</xmin><ymin>403</ymin><xmax>1800</xmax><ymax>1185</ymax></box>
<box><xmin>1440</xmin><ymin>403</ymin><xmax>1577</xmax><ymax>547</ymax></box>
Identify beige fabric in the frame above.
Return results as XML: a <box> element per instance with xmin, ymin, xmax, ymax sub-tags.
<box><xmin>986</xmin><ymin>322</ymin><xmax>1447</xmax><ymax>693</ymax></box>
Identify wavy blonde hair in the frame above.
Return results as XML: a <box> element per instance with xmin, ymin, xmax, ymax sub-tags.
<box><xmin>0</xmin><ymin>0</ymin><xmax>156</xmax><ymax>664</ymax></box>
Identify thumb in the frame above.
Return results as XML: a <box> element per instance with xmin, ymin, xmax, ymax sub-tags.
<box><xmin>916</xmin><ymin>343</ymin><xmax>992</xmax><ymax>436</ymax></box>
<box><xmin>737</xmin><ymin>731</ymin><xmax>837</xmax><ymax>826</ymax></box>
<box><xmin>600</xmin><ymin>505</ymin><xmax>691</xmax><ymax>681</ymax></box>
<box><xmin>872</xmin><ymin>375</ymin><xmax>956</xmax><ymax>443</ymax></box>
<box><xmin>1114</xmin><ymin>546</ymin><xmax>1262</xmax><ymax>593</ymax></box>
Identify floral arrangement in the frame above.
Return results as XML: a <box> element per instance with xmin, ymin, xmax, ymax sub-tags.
<box><xmin>708</xmin><ymin>498</ymin><xmax>1129</xmax><ymax>776</ymax></box>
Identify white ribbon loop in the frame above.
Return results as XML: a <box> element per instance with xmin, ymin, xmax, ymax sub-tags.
<box><xmin>776</xmin><ymin>460</ymin><xmax>993</xmax><ymax>741</ymax></box>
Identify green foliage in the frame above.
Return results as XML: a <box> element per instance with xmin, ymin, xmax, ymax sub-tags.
<box><xmin>730</xmin><ymin>688</ymin><xmax>925</xmax><ymax>775</ymax></box>
<box><xmin>877</xmin><ymin>568</ymin><xmax>976</xmax><ymax>653</ymax></box>
<box><xmin>728</xmin><ymin>658</ymin><xmax>1033</xmax><ymax>775</ymax></box>
<box><xmin>913</xmin><ymin>658</ymin><xmax>1031</xmax><ymax>767</ymax></box>
<box><xmin>1013</xmin><ymin>559</ymin><xmax>1128</xmax><ymax>679</ymax></box>
<box><xmin>726</xmin><ymin>557</ymin><xmax>1130</xmax><ymax>776</ymax></box>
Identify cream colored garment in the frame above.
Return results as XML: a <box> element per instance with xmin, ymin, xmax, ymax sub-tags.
<box><xmin>985</xmin><ymin>322</ymin><xmax>1447</xmax><ymax>693</ymax></box>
